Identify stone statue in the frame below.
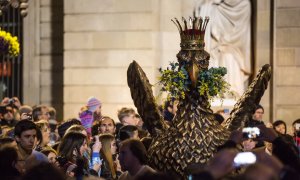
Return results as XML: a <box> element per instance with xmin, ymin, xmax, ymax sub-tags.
<box><xmin>196</xmin><ymin>0</ymin><xmax>251</xmax><ymax>96</ymax></box>
<box><xmin>127</xmin><ymin>16</ymin><xmax>271</xmax><ymax>178</ymax></box>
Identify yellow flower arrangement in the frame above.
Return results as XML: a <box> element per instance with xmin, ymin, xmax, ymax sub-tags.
<box><xmin>0</xmin><ymin>29</ymin><xmax>20</xmax><ymax>57</ymax></box>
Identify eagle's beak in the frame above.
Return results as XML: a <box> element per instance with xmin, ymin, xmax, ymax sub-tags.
<box><xmin>187</xmin><ymin>62</ymin><xmax>199</xmax><ymax>88</ymax></box>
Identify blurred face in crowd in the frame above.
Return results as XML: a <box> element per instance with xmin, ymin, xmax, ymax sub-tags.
<box><xmin>293</xmin><ymin>123</ymin><xmax>300</xmax><ymax>135</ymax></box>
<box><xmin>242</xmin><ymin>139</ymin><xmax>256</xmax><ymax>151</ymax></box>
<box><xmin>119</xmin><ymin>144</ymin><xmax>136</xmax><ymax>171</ymax></box>
<box><xmin>48</xmin><ymin>151</ymin><xmax>57</xmax><ymax>164</ymax></box>
<box><xmin>41</xmin><ymin>125</ymin><xmax>51</xmax><ymax>146</ymax></box>
<box><xmin>99</xmin><ymin>118</ymin><xmax>116</xmax><ymax>134</ymax></box>
<box><xmin>121</xmin><ymin>113</ymin><xmax>137</xmax><ymax>126</ymax></box>
<box><xmin>16</xmin><ymin>129</ymin><xmax>37</xmax><ymax>154</ymax></box>
<box><xmin>274</xmin><ymin>123</ymin><xmax>285</xmax><ymax>134</ymax></box>
<box><xmin>95</xmin><ymin>105</ymin><xmax>102</xmax><ymax>116</ymax></box>
<box><xmin>4</xmin><ymin>106</ymin><xmax>14</xmax><ymax>121</ymax></box>
<box><xmin>39</xmin><ymin>107</ymin><xmax>50</xmax><ymax>121</ymax></box>
<box><xmin>79</xmin><ymin>139</ymin><xmax>88</xmax><ymax>156</ymax></box>
<box><xmin>110</xmin><ymin>140</ymin><xmax>117</xmax><ymax>155</ymax></box>
<box><xmin>253</xmin><ymin>108</ymin><xmax>264</xmax><ymax>121</ymax></box>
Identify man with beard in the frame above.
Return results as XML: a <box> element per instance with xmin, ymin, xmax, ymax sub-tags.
<box><xmin>99</xmin><ymin>116</ymin><xmax>116</xmax><ymax>135</ymax></box>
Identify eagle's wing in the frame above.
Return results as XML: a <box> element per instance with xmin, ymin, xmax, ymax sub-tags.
<box><xmin>222</xmin><ymin>64</ymin><xmax>272</xmax><ymax>131</ymax></box>
<box><xmin>127</xmin><ymin>61</ymin><xmax>167</xmax><ymax>136</ymax></box>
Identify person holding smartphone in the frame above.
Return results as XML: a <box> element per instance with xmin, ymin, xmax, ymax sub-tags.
<box><xmin>57</xmin><ymin>131</ymin><xmax>102</xmax><ymax>177</ymax></box>
<box><xmin>99</xmin><ymin>133</ymin><xmax>120</xmax><ymax>179</ymax></box>
<box><xmin>242</xmin><ymin>105</ymin><xmax>266</xmax><ymax>148</ymax></box>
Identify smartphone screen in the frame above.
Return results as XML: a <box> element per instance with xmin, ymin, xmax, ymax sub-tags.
<box><xmin>233</xmin><ymin>152</ymin><xmax>256</xmax><ymax>167</ymax></box>
<box><xmin>242</xmin><ymin>127</ymin><xmax>260</xmax><ymax>139</ymax></box>
<box><xmin>224</xmin><ymin>108</ymin><xmax>230</xmax><ymax>114</ymax></box>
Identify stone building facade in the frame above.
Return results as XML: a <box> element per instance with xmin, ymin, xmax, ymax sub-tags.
<box><xmin>22</xmin><ymin>0</ymin><xmax>300</xmax><ymax>131</ymax></box>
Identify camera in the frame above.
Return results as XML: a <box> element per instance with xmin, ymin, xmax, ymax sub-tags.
<box><xmin>242</xmin><ymin>127</ymin><xmax>260</xmax><ymax>139</ymax></box>
<box><xmin>233</xmin><ymin>152</ymin><xmax>256</xmax><ymax>167</ymax></box>
<box><xmin>8</xmin><ymin>98</ymin><xmax>15</xmax><ymax>105</ymax></box>
<box><xmin>7</xmin><ymin>98</ymin><xmax>17</xmax><ymax>109</ymax></box>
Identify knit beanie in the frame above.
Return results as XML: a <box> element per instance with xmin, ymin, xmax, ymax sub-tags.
<box><xmin>87</xmin><ymin>97</ymin><xmax>101</xmax><ymax>112</ymax></box>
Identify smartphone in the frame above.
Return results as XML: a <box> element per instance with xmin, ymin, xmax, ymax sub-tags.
<box><xmin>224</xmin><ymin>108</ymin><xmax>230</xmax><ymax>114</ymax></box>
<box><xmin>233</xmin><ymin>152</ymin><xmax>256</xmax><ymax>167</ymax></box>
<box><xmin>242</xmin><ymin>127</ymin><xmax>260</xmax><ymax>139</ymax></box>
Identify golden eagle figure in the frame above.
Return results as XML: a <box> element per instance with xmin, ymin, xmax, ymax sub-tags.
<box><xmin>127</xmin><ymin>17</ymin><xmax>271</xmax><ymax>178</ymax></box>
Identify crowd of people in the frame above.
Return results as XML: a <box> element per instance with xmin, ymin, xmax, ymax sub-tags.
<box><xmin>0</xmin><ymin>96</ymin><xmax>299</xmax><ymax>180</ymax></box>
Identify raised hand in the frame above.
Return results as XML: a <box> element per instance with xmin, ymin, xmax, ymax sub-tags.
<box><xmin>92</xmin><ymin>135</ymin><xmax>102</xmax><ymax>153</ymax></box>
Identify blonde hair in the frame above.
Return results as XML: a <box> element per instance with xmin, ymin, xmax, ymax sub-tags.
<box><xmin>41</xmin><ymin>146</ymin><xmax>57</xmax><ymax>156</ymax></box>
<box><xmin>35</xmin><ymin>120</ymin><xmax>49</xmax><ymax>131</ymax></box>
<box><xmin>99</xmin><ymin>133</ymin><xmax>116</xmax><ymax>179</ymax></box>
<box><xmin>65</xmin><ymin>124</ymin><xmax>86</xmax><ymax>135</ymax></box>
<box><xmin>35</xmin><ymin>120</ymin><xmax>50</xmax><ymax>147</ymax></box>
<box><xmin>117</xmin><ymin>107</ymin><xmax>135</xmax><ymax>122</ymax></box>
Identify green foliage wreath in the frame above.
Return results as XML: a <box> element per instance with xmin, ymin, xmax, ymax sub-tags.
<box><xmin>158</xmin><ymin>62</ymin><xmax>230</xmax><ymax>101</ymax></box>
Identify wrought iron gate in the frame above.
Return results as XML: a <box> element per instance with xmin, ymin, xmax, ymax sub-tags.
<box><xmin>0</xmin><ymin>5</ymin><xmax>23</xmax><ymax>101</ymax></box>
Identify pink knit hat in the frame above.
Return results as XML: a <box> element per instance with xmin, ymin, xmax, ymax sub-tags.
<box><xmin>87</xmin><ymin>97</ymin><xmax>101</xmax><ymax>112</ymax></box>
